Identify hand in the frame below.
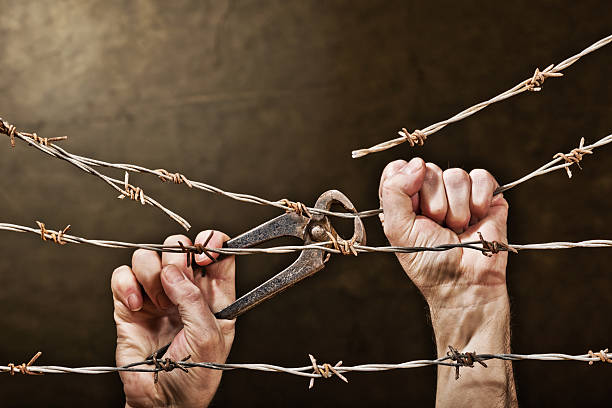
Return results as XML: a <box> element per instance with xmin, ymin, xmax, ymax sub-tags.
<box><xmin>111</xmin><ymin>231</ymin><xmax>235</xmax><ymax>408</ymax></box>
<box><xmin>379</xmin><ymin>157</ymin><xmax>509</xmax><ymax>309</ymax></box>
<box><xmin>379</xmin><ymin>158</ymin><xmax>517</xmax><ymax>407</ymax></box>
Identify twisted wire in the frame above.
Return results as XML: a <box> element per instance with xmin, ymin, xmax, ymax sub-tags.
<box><xmin>1</xmin><ymin>349</ymin><xmax>609</xmax><ymax>383</ymax></box>
<box><xmin>351</xmin><ymin>34</ymin><xmax>612</xmax><ymax>158</ymax></box>
<box><xmin>4</xmin><ymin>221</ymin><xmax>612</xmax><ymax>256</ymax></box>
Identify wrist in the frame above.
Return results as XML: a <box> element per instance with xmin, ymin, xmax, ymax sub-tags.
<box><xmin>430</xmin><ymin>293</ymin><xmax>511</xmax><ymax>356</ymax></box>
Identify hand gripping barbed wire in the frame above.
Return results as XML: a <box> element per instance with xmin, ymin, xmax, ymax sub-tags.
<box><xmin>351</xmin><ymin>33</ymin><xmax>612</xmax><ymax>158</ymax></box>
<box><xmin>2</xmin><ymin>347</ymin><xmax>610</xmax><ymax>388</ymax></box>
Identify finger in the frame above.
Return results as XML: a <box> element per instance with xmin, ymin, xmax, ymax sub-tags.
<box><xmin>443</xmin><ymin>168</ymin><xmax>471</xmax><ymax>234</ymax></box>
<box><xmin>111</xmin><ymin>265</ymin><xmax>143</xmax><ymax>312</ymax></box>
<box><xmin>162</xmin><ymin>234</ymin><xmax>194</xmax><ymax>281</ymax></box>
<box><xmin>380</xmin><ymin>157</ymin><xmax>426</xmax><ymax>244</ymax></box>
<box><xmin>420</xmin><ymin>163</ymin><xmax>448</xmax><ymax>224</ymax></box>
<box><xmin>194</xmin><ymin>230</ymin><xmax>225</xmax><ymax>266</ymax></box>
<box><xmin>379</xmin><ymin>159</ymin><xmax>408</xmax><ymax>200</ymax></box>
<box><xmin>160</xmin><ymin>264</ymin><xmax>217</xmax><ymax>344</ymax></box>
<box><xmin>196</xmin><ymin>230</ymin><xmax>236</xmax><ymax>313</ymax></box>
<box><xmin>132</xmin><ymin>249</ymin><xmax>172</xmax><ymax>310</ymax></box>
<box><xmin>469</xmin><ymin>169</ymin><xmax>498</xmax><ymax>224</ymax></box>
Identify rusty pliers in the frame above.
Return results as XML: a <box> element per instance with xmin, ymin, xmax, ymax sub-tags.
<box><xmin>215</xmin><ymin>189</ymin><xmax>366</xmax><ymax>320</ymax></box>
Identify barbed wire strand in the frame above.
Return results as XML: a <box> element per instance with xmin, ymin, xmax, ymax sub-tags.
<box><xmin>4</xmin><ymin>221</ymin><xmax>612</xmax><ymax>257</ymax></box>
<box><xmin>1</xmin><ymin>349</ymin><xmax>610</xmax><ymax>387</ymax></box>
<box><xmin>0</xmin><ymin>120</ymin><xmax>191</xmax><ymax>230</ymax></box>
<box><xmin>351</xmin><ymin>34</ymin><xmax>612</xmax><ymax>158</ymax></box>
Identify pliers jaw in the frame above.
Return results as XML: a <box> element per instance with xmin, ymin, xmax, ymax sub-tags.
<box><xmin>214</xmin><ymin>189</ymin><xmax>366</xmax><ymax>320</ymax></box>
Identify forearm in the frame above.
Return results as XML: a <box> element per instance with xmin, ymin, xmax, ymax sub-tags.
<box><xmin>430</xmin><ymin>294</ymin><xmax>517</xmax><ymax>408</ymax></box>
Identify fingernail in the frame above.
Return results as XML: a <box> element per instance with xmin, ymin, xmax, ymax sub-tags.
<box><xmin>403</xmin><ymin>158</ymin><xmax>422</xmax><ymax>174</ymax></box>
<box><xmin>164</xmin><ymin>265</ymin><xmax>185</xmax><ymax>284</ymax></box>
<box><xmin>156</xmin><ymin>293</ymin><xmax>172</xmax><ymax>310</ymax></box>
<box><xmin>127</xmin><ymin>294</ymin><xmax>141</xmax><ymax>311</ymax></box>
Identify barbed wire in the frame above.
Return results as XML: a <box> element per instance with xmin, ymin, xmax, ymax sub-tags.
<box><xmin>3</xmin><ymin>109</ymin><xmax>610</xmax><ymax>229</ymax></box>
<box><xmin>351</xmin><ymin>34</ymin><xmax>612</xmax><ymax>158</ymax></box>
<box><xmin>5</xmin><ymin>221</ymin><xmax>612</xmax><ymax>258</ymax></box>
<box><xmin>2</xmin><ymin>348</ymin><xmax>610</xmax><ymax>388</ymax></box>
<box><xmin>0</xmin><ymin>119</ymin><xmax>191</xmax><ymax>230</ymax></box>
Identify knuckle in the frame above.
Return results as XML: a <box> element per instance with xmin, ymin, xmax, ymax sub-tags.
<box><xmin>423</xmin><ymin>201</ymin><xmax>446</xmax><ymax>219</ymax></box>
<box><xmin>425</xmin><ymin>163</ymin><xmax>443</xmax><ymax>178</ymax></box>
<box><xmin>163</xmin><ymin>234</ymin><xmax>190</xmax><ymax>246</ymax></box>
<box><xmin>469</xmin><ymin>169</ymin><xmax>494</xmax><ymax>186</ymax></box>
<box><xmin>443</xmin><ymin>168</ymin><xmax>470</xmax><ymax>186</ymax></box>
<box><xmin>132</xmin><ymin>248</ymin><xmax>153</xmax><ymax>266</ymax></box>
<box><xmin>383</xmin><ymin>160</ymin><xmax>408</xmax><ymax>177</ymax></box>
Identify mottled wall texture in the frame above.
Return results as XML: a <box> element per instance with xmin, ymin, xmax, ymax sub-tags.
<box><xmin>0</xmin><ymin>1</ymin><xmax>611</xmax><ymax>406</ymax></box>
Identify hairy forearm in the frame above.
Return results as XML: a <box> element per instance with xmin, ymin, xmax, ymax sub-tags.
<box><xmin>430</xmin><ymin>294</ymin><xmax>517</xmax><ymax>408</ymax></box>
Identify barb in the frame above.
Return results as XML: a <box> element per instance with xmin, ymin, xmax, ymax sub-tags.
<box><xmin>553</xmin><ymin>137</ymin><xmax>593</xmax><ymax>178</ymax></box>
<box><xmin>478</xmin><ymin>232</ymin><xmax>517</xmax><ymax>257</ymax></box>
<box><xmin>351</xmin><ymin>34</ymin><xmax>612</xmax><ymax>158</ymax></box>
<box><xmin>308</xmin><ymin>354</ymin><xmax>347</xmax><ymax>389</ymax></box>
<box><xmin>495</xmin><ymin>134</ymin><xmax>612</xmax><ymax>194</ymax></box>
<box><xmin>588</xmin><ymin>349</ymin><xmax>612</xmax><ymax>365</ymax></box>
<box><xmin>7</xmin><ymin>352</ymin><xmax>43</xmax><ymax>376</ymax></box>
<box><xmin>2</xmin><ymin>348</ymin><xmax>609</xmax><ymax>381</ymax></box>
<box><xmin>446</xmin><ymin>346</ymin><xmax>488</xmax><ymax>380</ymax></box>
<box><xmin>35</xmin><ymin>221</ymin><xmax>70</xmax><ymax>245</ymax></box>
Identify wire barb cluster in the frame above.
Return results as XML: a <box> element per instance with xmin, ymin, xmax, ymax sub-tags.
<box><xmin>7</xmin><ymin>352</ymin><xmax>43</xmax><ymax>376</ymax></box>
<box><xmin>446</xmin><ymin>346</ymin><xmax>488</xmax><ymax>380</ymax></box>
<box><xmin>151</xmin><ymin>354</ymin><xmax>191</xmax><ymax>384</ymax></box>
<box><xmin>553</xmin><ymin>137</ymin><xmax>593</xmax><ymax>178</ymax></box>
<box><xmin>478</xmin><ymin>232</ymin><xmax>517</xmax><ymax>256</ymax></box>
<box><xmin>351</xmin><ymin>34</ymin><xmax>612</xmax><ymax>158</ymax></box>
<box><xmin>308</xmin><ymin>354</ymin><xmax>348</xmax><ymax>388</ymax></box>
<box><xmin>588</xmin><ymin>349</ymin><xmax>612</xmax><ymax>365</ymax></box>
<box><xmin>524</xmin><ymin>64</ymin><xmax>564</xmax><ymax>92</ymax></box>
<box><xmin>36</xmin><ymin>221</ymin><xmax>70</xmax><ymax>245</ymax></box>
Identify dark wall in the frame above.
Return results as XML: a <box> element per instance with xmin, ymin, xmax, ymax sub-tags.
<box><xmin>0</xmin><ymin>1</ymin><xmax>611</xmax><ymax>406</ymax></box>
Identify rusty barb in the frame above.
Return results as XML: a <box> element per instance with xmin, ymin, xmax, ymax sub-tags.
<box><xmin>588</xmin><ymin>348</ymin><xmax>612</xmax><ymax>365</ymax></box>
<box><xmin>308</xmin><ymin>354</ymin><xmax>348</xmax><ymax>389</ymax></box>
<box><xmin>446</xmin><ymin>346</ymin><xmax>488</xmax><ymax>380</ymax></box>
<box><xmin>36</xmin><ymin>221</ymin><xmax>70</xmax><ymax>245</ymax></box>
<box><xmin>7</xmin><ymin>352</ymin><xmax>43</xmax><ymax>376</ymax></box>
<box><xmin>524</xmin><ymin>64</ymin><xmax>563</xmax><ymax>92</ymax></box>
<box><xmin>0</xmin><ymin>118</ymin><xmax>67</xmax><ymax>148</ymax></box>
<box><xmin>554</xmin><ymin>137</ymin><xmax>594</xmax><ymax>178</ymax></box>
<box><xmin>478</xmin><ymin>232</ymin><xmax>518</xmax><ymax>256</ymax></box>
<box><xmin>179</xmin><ymin>230</ymin><xmax>217</xmax><ymax>268</ymax></box>
<box><xmin>151</xmin><ymin>354</ymin><xmax>191</xmax><ymax>384</ymax></box>
<box><xmin>398</xmin><ymin>128</ymin><xmax>427</xmax><ymax>147</ymax></box>
<box><xmin>117</xmin><ymin>172</ymin><xmax>146</xmax><ymax>205</ymax></box>
<box><xmin>155</xmin><ymin>168</ymin><xmax>193</xmax><ymax>188</ymax></box>
<box><xmin>278</xmin><ymin>199</ymin><xmax>312</xmax><ymax>218</ymax></box>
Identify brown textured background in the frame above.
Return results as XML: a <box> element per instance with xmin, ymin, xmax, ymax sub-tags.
<box><xmin>0</xmin><ymin>1</ymin><xmax>611</xmax><ymax>406</ymax></box>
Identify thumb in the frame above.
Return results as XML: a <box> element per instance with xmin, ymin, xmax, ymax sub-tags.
<box><xmin>161</xmin><ymin>264</ymin><xmax>216</xmax><ymax>345</ymax></box>
<box><xmin>380</xmin><ymin>157</ymin><xmax>426</xmax><ymax>244</ymax></box>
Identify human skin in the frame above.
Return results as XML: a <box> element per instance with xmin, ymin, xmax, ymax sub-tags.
<box><xmin>111</xmin><ymin>230</ymin><xmax>234</xmax><ymax>408</ymax></box>
<box><xmin>379</xmin><ymin>157</ymin><xmax>518</xmax><ymax>407</ymax></box>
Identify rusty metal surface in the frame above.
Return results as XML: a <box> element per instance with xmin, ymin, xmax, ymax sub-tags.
<box><xmin>217</xmin><ymin>189</ymin><xmax>365</xmax><ymax>319</ymax></box>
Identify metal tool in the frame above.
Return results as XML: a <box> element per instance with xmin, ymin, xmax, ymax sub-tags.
<box><xmin>215</xmin><ymin>189</ymin><xmax>366</xmax><ymax>320</ymax></box>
